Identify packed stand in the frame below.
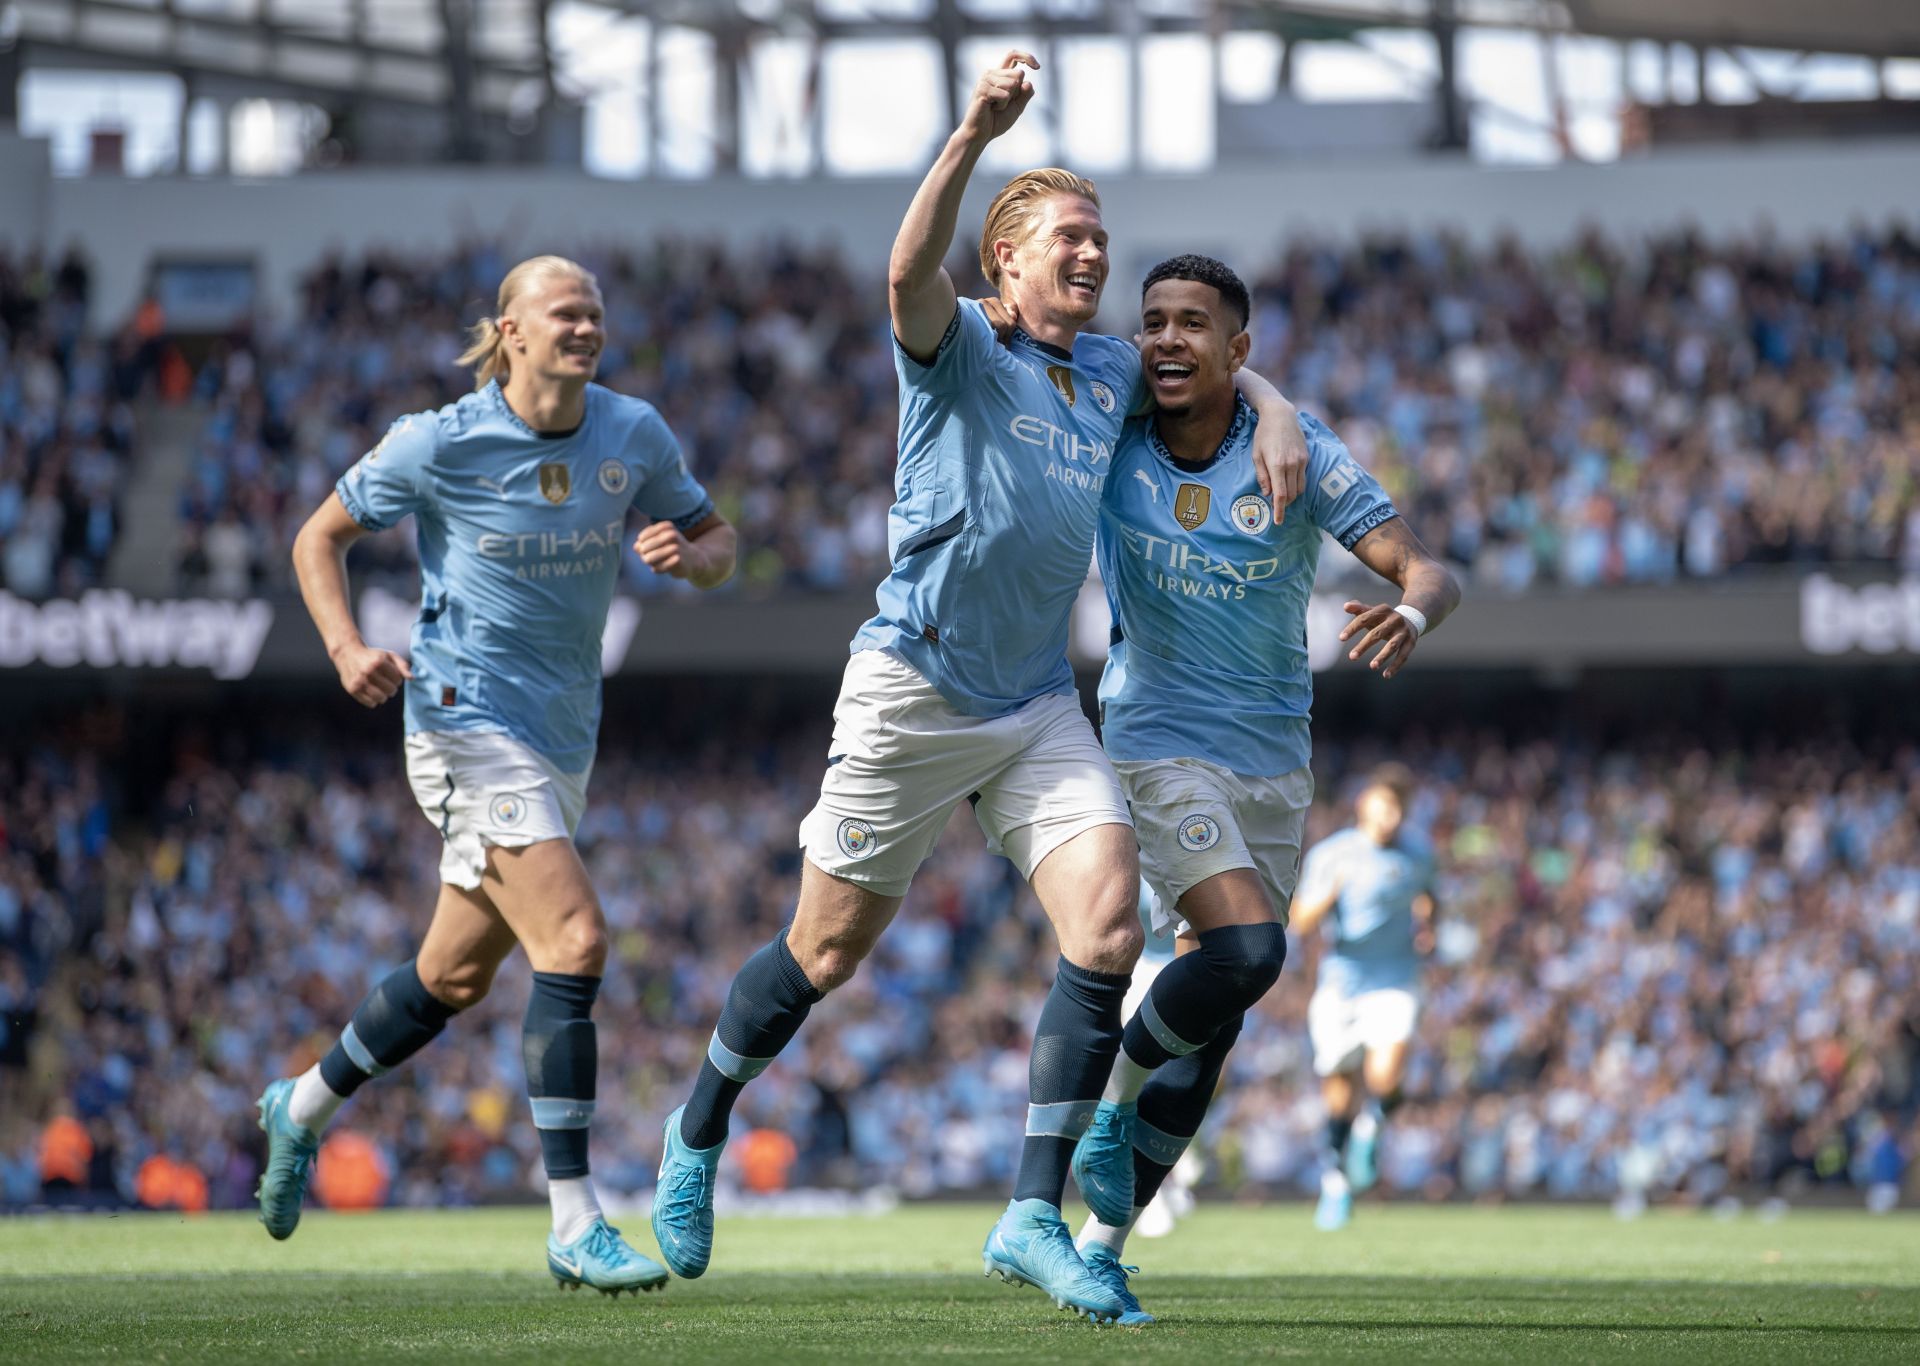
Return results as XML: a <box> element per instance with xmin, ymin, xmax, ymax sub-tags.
<box><xmin>180</xmin><ymin>225</ymin><xmax>1920</xmax><ymax>598</ymax></box>
<box><xmin>0</xmin><ymin>246</ymin><xmax>148</xmax><ymax>600</ymax></box>
<box><xmin>5</xmin><ymin>710</ymin><xmax>1916</xmax><ymax>1213</ymax></box>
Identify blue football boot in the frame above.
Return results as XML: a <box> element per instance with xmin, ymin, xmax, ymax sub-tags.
<box><xmin>548</xmin><ymin>1218</ymin><xmax>669</xmax><ymax>1297</ymax></box>
<box><xmin>1070</xmin><ymin>1100</ymin><xmax>1137</xmax><ymax>1227</ymax></box>
<box><xmin>255</xmin><ymin>1078</ymin><xmax>320</xmax><ymax>1241</ymax></box>
<box><xmin>982</xmin><ymin>1198</ymin><xmax>1125</xmax><ymax>1324</ymax></box>
<box><xmin>650</xmin><ymin>1105</ymin><xmax>722</xmax><ymax>1279</ymax></box>
<box><xmin>1081</xmin><ymin>1244</ymin><xmax>1155</xmax><ymax>1326</ymax></box>
<box><xmin>1315</xmin><ymin>1175</ymin><xmax>1353</xmax><ymax>1231</ymax></box>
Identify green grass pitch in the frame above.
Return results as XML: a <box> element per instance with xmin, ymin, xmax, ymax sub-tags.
<box><xmin>4</xmin><ymin>1203</ymin><xmax>1918</xmax><ymax>1362</ymax></box>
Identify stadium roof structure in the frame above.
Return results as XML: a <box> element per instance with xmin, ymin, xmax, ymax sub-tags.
<box><xmin>5</xmin><ymin>0</ymin><xmax>1917</xmax><ymax>167</ymax></box>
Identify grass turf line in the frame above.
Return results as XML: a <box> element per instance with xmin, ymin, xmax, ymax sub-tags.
<box><xmin>3</xmin><ymin>1204</ymin><xmax>1918</xmax><ymax>1362</ymax></box>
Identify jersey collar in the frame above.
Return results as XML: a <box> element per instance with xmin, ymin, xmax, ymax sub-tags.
<box><xmin>1146</xmin><ymin>393</ymin><xmax>1255</xmax><ymax>473</ymax></box>
<box><xmin>487</xmin><ymin>378</ymin><xmax>592</xmax><ymax>441</ymax></box>
<box><xmin>1010</xmin><ymin>326</ymin><xmax>1075</xmax><ymax>363</ymax></box>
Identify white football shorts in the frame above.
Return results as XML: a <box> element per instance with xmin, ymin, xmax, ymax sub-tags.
<box><xmin>1113</xmin><ymin>755</ymin><xmax>1314</xmax><ymax>938</ymax></box>
<box><xmin>1308</xmin><ymin>983</ymin><xmax>1422</xmax><ymax>1077</ymax></box>
<box><xmin>403</xmin><ymin>730</ymin><xmax>590</xmax><ymax>890</ymax></box>
<box><xmin>799</xmin><ymin>649</ymin><xmax>1132</xmax><ymax>897</ymax></box>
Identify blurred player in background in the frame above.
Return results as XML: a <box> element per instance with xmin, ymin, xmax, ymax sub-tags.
<box><xmin>1069</xmin><ymin>255</ymin><xmax>1458</xmax><ymax>1322</ymax></box>
<box><xmin>650</xmin><ymin>54</ymin><xmax>1307</xmax><ymax>1324</ymax></box>
<box><xmin>1291</xmin><ymin>764</ymin><xmax>1438</xmax><ymax>1231</ymax></box>
<box><xmin>260</xmin><ymin>254</ymin><xmax>736</xmax><ymax>1295</ymax></box>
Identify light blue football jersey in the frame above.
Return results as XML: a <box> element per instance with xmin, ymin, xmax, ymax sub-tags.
<box><xmin>335</xmin><ymin>380</ymin><xmax>713</xmax><ymax>774</ymax></box>
<box><xmin>1300</xmin><ymin>826</ymin><xmax>1433</xmax><ymax>994</ymax></box>
<box><xmin>1097</xmin><ymin>400</ymin><xmax>1399</xmax><ymax>777</ymax></box>
<box><xmin>850</xmin><ymin>300</ymin><xmax>1143</xmax><ymax>717</ymax></box>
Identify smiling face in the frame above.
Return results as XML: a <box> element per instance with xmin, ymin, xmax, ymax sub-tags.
<box><xmin>996</xmin><ymin>193</ymin><xmax>1109</xmax><ymax>334</ymax></box>
<box><xmin>1137</xmin><ymin>276</ymin><xmax>1249</xmax><ymax>417</ymax></box>
<box><xmin>501</xmin><ymin>272</ymin><xmax>604</xmax><ymax>385</ymax></box>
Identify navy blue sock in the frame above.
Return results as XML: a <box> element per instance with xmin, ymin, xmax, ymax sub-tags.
<box><xmin>681</xmin><ymin>929</ymin><xmax>824</xmax><ymax>1149</ymax></box>
<box><xmin>318</xmin><ymin>959</ymin><xmax>459</xmax><ymax>1097</ymax></box>
<box><xmin>1326</xmin><ymin>1113</ymin><xmax>1354</xmax><ymax>1158</ymax></box>
<box><xmin>524</xmin><ymin>972</ymin><xmax>601</xmax><ymax>1180</ymax></box>
<box><xmin>1120</xmin><ymin>923</ymin><xmax>1285</xmax><ymax>1071</ymax></box>
<box><xmin>1013</xmin><ymin>957</ymin><xmax>1131</xmax><ymax>1208</ymax></box>
<box><xmin>1132</xmin><ymin>1013</ymin><xmax>1242</xmax><ymax>1208</ymax></box>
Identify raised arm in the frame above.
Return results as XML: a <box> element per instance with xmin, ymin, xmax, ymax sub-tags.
<box><xmin>292</xmin><ymin>492</ymin><xmax>412</xmax><ymax>707</ymax></box>
<box><xmin>889</xmin><ymin>52</ymin><xmax>1037</xmax><ymax>362</ymax></box>
<box><xmin>1338</xmin><ymin>518</ymin><xmax>1462</xmax><ymax>680</ymax></box>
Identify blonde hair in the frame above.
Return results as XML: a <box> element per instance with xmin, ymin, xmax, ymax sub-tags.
<box><xmin>457</xmin><ymin>255</ymin><xmax>600</xmax><ymax>389</ymax></box>
<box><xmin>978</xmin><ymin>169</ymin><xmax>1101</xmax><ymax>287</ymax></box>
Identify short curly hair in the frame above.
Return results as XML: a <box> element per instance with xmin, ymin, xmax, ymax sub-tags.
<box><xmin>1141</xmin><ymin>253</ymin><xmax>1250</xmax><ymax>332</ymax></box>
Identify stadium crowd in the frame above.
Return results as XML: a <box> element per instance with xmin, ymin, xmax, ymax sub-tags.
<box><xmin>0</xmin><ymin>245</ymin><xmax>145</xmax><ymax>601</ymax></box>
<box><xmin>172</xmin><ymin>223</ymin><xmax>1920</xmax><ymax>596</ymax></box>
<box><xmin>4</xmin><ymin>707</ymin><xmax>1916</xmax><ymax>1213</ymax></box>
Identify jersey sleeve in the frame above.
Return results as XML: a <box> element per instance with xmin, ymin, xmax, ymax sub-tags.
<box><xmin>1299</xmin><ymin>415</ymin><xmax>1399</xmax><ymax>551</ymax></box>
<box><xmin>893</xmin><ymin>298</ymin><xmax>996</xmax><ymax>397</ymax></box>
<box><xmin>335</xmin><ymin>413</ymin><xmax>435</xmax><ymax>532</ymax></box>
<box><xmin>631</xmin><ymin>409</ymin><xmax>715</xmax><ymax>532</ymax></box>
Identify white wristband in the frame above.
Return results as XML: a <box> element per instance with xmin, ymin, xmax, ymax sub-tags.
<box><xmin>1393</xmin><ymin>604</ymin><xmax>1428</xmax><ymax>637</ymax></box>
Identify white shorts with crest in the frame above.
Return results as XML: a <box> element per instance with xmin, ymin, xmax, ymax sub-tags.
<box><xmin>799</xmin><ymin>650</ymin><xmax>1132</xmax><ymax>898</ymax></box>
<box><xmin>403</xmin><ymin>731</ymin><xmax>589</xmax><ymax>890</ymax></box>
<box><xmin>1115</xmin><ymin>756</ymin><xmax>1314</xmax><ymax>938</ymax></box>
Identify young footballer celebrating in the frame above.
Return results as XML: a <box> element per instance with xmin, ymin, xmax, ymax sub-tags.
<box><xmin>260</xmin><ymin>255</ymin><xmax>736</xmax><ymax>1296</ymax></box>
<box><xmin>1068</xmin><ymin>255</ymin><xmax>1458</xmax><ymax>1322</ymax></box>
<box><xmin>651</xmin><ymin>56</ymin><xmax>1307</xmax><ymax>1324</ymax></box>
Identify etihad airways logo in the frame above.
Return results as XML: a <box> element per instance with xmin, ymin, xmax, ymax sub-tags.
<box><xmin>476</xmin><ymin>520</ymin><xmax>626</xmax><ymax>560</ymax></box>
<box><xmin>1117</xmin><ymin>526</ymin><xmax>1291</xmax><ymax>597</ymax></box>
<box><xmin>1008</xmin><ymin>414</ymin><xmax>1113</xmax><ymax>469</ymax></box>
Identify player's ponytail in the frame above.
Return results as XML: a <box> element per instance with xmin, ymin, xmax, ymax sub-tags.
<box><xmin>457</xmin><ymin>254</ymin><xmax>600</xmax><ymax>391</ymax></box>
<box><xmin>457</xmin><ymin>315</ymin><xmax>510</xmax><ymax>390</ymax></box>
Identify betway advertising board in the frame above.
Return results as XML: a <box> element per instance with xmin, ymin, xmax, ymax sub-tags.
<box><xmin>0</xmin><ymin>575</ymin><xmax>1913</xmax><ymax>681</ymax></box>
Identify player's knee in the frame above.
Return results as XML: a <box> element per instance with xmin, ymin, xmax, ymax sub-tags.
<box><xmin>792</xmin><ymin>938</ymin><xmax>864</xmax><ymax>993</ymax></box>
<box><xmin>418</xmin><ymin>959</ymin><xmax>492</xmax><ymax>1012</ymax></box>
<box><xmin>1201</xmin><ymin>922</ymin><xmax>1288</xmax><ymax>1004</ymax></box>
<box><xmin>1076</xmin><ymin>914</ymin><xmax>1143</xmax><ymax>977</ymax></box>
<box><xmin>546</xmin><ymin>909</ymin><xmax>608</xmax><ymax>976</ymax></box>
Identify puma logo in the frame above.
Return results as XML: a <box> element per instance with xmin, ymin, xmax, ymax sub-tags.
<box><xmin>475</xmin><ymin>475</ymin><xmax>509</xmax><ymax>499</ymax></box>
<box><xmin>1133</xmin><ymin>470</ymin><xmax>1160</xmax><ymax>503</ymax></box>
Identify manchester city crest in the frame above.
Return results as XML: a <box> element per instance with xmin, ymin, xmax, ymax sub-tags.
<box><xmin>1089</xmin><ymin>380</ymin><xmax>1116</xmax><ymax>413</ymax></box>
<box><xmin>490</xmin><ymin>793</ymin><xmax>528</xmax><ymax>828</ymax></box>
<box><xmin>538</xmin><ymin>462</ymin><xmax>571</xmax><ymax>504</ymax></box>
<box><xmin>1176</xmin><ymin>813</ymin><xmax>1221</xmax><ymax>852</ymax></box>
<box><xmin>1231</xmin><ymin>493</ymin><xmax>1272</xmax><ymax>536</ymax></box>
<box><xmin>837</xmin><ymin>818</ymin><xmax>878</xmax><ymax>860</ymax></box>
<box><xmin>598</xmin><ymin>459</ymin><xmax>630</xmax><ymax>496</ymax></box>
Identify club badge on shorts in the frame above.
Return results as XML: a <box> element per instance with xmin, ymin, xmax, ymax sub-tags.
<box><xmin>539</xmin><ymin>463</ymin><xmax>571</xmax><ymax>504</ymax></box>
<box><xmin>1231</xmin><ymin>494</ymin><xmax>1272</xmax><ymax>535</ymax></box>
<box><xmin>490</xmin><ymin>793</ymin><xmax>528</xmax><ymax>828</ymax></box>
<box><xmin>1177</xmin><ymin>813</ymin><xmax>1221</xmax><ymax>852</ymax></box>
<box><xmin>837</xmin><ymin>818</ymin><xmax>878</xmax><ymax>860</ymax></box>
